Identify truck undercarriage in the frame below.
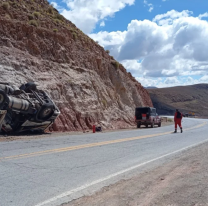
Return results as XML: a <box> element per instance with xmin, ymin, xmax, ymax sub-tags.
<box><xmin>0</xmin><ymin>82</ymin><xmax>60</xmax><ymax>134</ymax></box>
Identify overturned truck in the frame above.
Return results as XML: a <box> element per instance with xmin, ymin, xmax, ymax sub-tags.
<box><xmin>0</xmin><ymin>82</ymin><xmax>60</xmax><ymax>134</ymax></box>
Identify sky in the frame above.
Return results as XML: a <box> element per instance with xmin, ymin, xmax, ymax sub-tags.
<box><xmin>49</xmin><ymin>0</ymin><xmax>208</xmax><ymax>88</ymax></box>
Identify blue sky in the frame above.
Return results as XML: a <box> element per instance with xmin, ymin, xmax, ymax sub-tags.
<box><xmin>93</xmin><ymin>0</ymin><xmax>208</xmax><ymax>33</ymax></box>
<box><xmin>49</xmin><ymin>0</ymin><xmax>208</xmax><ymax>87</ymax></box>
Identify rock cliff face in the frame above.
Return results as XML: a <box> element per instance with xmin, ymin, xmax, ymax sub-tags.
<box><xmin>0</xmin><ymin>0</ymin><xmax>152</xmax><ymax>131</ymax></box>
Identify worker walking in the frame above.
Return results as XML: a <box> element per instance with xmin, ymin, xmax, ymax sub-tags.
<box><xmin>174</xmin><ymin>109</ymin><xmax>183</xmax><ymax>133</ymax></box>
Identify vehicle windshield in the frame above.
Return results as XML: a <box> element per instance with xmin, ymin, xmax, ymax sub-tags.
<box><xmin>136</xmin><ymin>108</ymin><xmax>149</xmax><ymax>114</ymax></box>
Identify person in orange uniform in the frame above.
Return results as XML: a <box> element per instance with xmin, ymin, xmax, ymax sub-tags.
<box><xmin>174</xmin><ymin>109</ymin><xmax>183</xmax><ymax>133</ymax></box>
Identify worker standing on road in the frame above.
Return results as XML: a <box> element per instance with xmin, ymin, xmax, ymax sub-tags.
<box><xmin>174</xmin><ymin>109</ymin><xmax>183</xmax><ymax>133</ymax></box>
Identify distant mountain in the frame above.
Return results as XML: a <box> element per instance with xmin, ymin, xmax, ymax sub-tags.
<box><xmin>148</xmin><ymin>84</ymin><xmax>208</xmax><ymax>117</ymax></box>
<box><xmin>145</xmin><ymin>86</ymin><xmax>157</xmax><ymax>89</ymax></box>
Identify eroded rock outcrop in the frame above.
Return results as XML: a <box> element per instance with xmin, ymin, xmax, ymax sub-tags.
<box><xmin>0</xmin><ymin>0</ymin><xmax>152</xmax><ymax>131</ymax></box>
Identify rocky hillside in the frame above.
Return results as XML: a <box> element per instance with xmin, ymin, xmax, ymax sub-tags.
<box><xmin>0</xmin><ymin>0</ymin><xmax>152</xmax><ymax>131</ymax></box>
<box><xmin>148</xmin><ymin>84</ymin><xmax>208</xmax><ymax>117</ymax></box>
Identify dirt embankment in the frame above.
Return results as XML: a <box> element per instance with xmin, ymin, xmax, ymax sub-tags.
<box><xmin>63</xmin><ymin>142</ymin><xmax>208</xmax><ymax>206</ymax></box>
<box><xmin>0</xmin><ymin>0</ymin><xmax>152</xmax><ymax>132</ymax></box>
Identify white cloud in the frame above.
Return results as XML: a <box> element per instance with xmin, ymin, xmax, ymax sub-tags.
<box><xmin>144</xmin><ymin>0</ymin><xmax>154</xmax><ymax>12</ymax></box>
<box><xmin>121</xmin><ymin>60</ymin><xmax>143</xmax><ymax>76</ymax></box>
<box><xmin>50</xmin><ymin>1</ymin><xmax>64</xmax><ymax>12</ymax></box>
<box><xmin>90</xmin><ymin>31</ymin><xmax>126</xmax><ymax>46</ymax></box>
<box><xmin>200</xmin><ymin>75</ymin><xmax>208</xmax><ymax>81</ymax></box>
<box><xmin>60</xmin><ymin>0</ymin><xmax>135</xmax><ymax>33</ymax></box>
<box><xmin>118</xmin><ymin>19</ymin><xmax>168</xmax><ymax>61</ymax></box>
<box><xmin>136</xmin><ymin>77</ymin><xmax>161</xmax><ymax>87</ymax></box>
<box><xmin>89</xmin><ymin>30</ymin><xmax>126</xmax><ymax>58</ymax></box>
<box><xmin>148</xmin><ymin>6</ymin><xmax>153</xmax><ymax>12</ymax></box>
<box><xmin>153</xmin><ymin>10</ymin><xmax>192</xmax><ymax>26</ymax></box>
<box><xmin>51</xmin><ymin>2</ymin><xmax>58</xmax><ymax>8</ymax></box>
<box><xmin>136</xmin><ymin>76</ymin><xmax>208</xmax><ymax>88</ymax></box>
<box><xmin>90</xmin><ymin>10</ymin><xmax>208</xmax><ymax>87</ymax></box>
<box><xmin>198</xmin><ymin>12</ymin><xmax>208</xmax><ymax>19</ymax></box>
<box><xmin>100</xmin><ymin>21</ymin><xmax>105</xmax><ymax>27</ymax></box>
<box><xmin>164</xmin><ymin>77</ymin><xmax>179</xmax><ymax>84</ymax></box>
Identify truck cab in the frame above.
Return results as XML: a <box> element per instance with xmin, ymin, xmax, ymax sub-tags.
<box><xmin>135</xmin><ymin>107</ymin><xmax>161</xmax><ymax>128</ymax></box>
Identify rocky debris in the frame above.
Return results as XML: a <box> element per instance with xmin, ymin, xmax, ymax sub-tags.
<box><xmin>0</xmin><ymin>0</ymin><xmax>152</xmax><ymax>132</ymax></box>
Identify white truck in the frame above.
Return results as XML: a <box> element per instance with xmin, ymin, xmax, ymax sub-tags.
<box><xmin>0</xmin><ymin>82</ymin><xmax>60</xmax><ymax>134</ymax></box>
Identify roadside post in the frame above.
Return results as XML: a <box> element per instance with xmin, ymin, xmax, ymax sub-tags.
<box><xmin>93</xmin><ymin>125</ymin><xmax>96</xmax><ymax>133</ymax></box>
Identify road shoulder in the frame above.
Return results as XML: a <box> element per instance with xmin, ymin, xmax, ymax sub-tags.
<box><xmin>0</xmin><ymin>122</ymin><xmax>173</xmax><ymax>142</ymax></box>
<box><xmin>63</xmin><ymin>141</ymin><xmax>208</xmax><ymax>206</ymax></box>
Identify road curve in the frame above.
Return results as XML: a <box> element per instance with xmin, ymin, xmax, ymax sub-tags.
<box><xmin>0</xmin><ymin>118</ymin><xmax>207</xmax><ymax>206</ymax></box>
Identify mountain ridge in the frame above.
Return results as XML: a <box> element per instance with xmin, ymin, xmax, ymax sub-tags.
<box><xmin>148</xmin><ymin>84</ymin><xmax>208</xmax><ymax>116</ymax></box>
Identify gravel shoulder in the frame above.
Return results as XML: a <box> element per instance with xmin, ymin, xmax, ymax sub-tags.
<box><xmin>0</xmin><ymin>122</ymin><xmax>173</xmax><ymax>142</ymax></box>
<box><xmin>63</xmin><ymin>141</ymin><xmax>208</xmax><ymax>206</ymax></box>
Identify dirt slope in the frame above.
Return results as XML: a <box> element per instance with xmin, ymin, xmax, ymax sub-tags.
<box><xmin>0</xmin><ymin>0</ymin><xmax>152</xmax><ymax>132</ymax></box>
<box><xmin>148</xmin><ymin>84</ymin><xmax>208</xmax><ymax>116</ymax></box>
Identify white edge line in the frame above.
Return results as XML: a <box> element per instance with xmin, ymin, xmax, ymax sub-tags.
<box><xmin>34</xmin><ymin>138</ymin><xmax>208</xmax><ymax>206</ymax></box>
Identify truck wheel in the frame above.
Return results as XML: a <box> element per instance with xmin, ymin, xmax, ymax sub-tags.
<box><xmin>0</xmin><ymin>89</ymin><xmax>8</xmax><ymax>109</ymax></box>
<box><xmin>137</xmin><ymin>123</ymin><xmax>141</xmax><ymax>128</ymax></box>
<box><xmin>36</xmin><ymin>103</ymin><xmax>55</xmax><ymax>121</ymax></box>
<box><xmin>20</xmin><ymin>82</ymin><xmax>37</xmax><ymax>92</ymax></box>
<box><xmin>158</xmin><ymin>122</ymin><xmax>161</xmax><ymax>127</ymax></box>
<box><xmin>151</xmin><ymin>122</ymin><xmax>154</xmax><ymax>128</ymax></box>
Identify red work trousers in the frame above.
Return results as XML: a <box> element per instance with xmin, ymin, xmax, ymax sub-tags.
<box><xmin>175</xmin><ymin>119</ymin><xmax>182</xmax><ymax>129</ymax></box>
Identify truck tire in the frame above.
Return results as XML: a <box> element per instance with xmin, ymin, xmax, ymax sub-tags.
<box><xmin>0</xmin><ymin>89</ymin><xmax>8</xmax><ymax>109</ymax></box>
<box><xmin>20</xmin><ymin>82</ymin><xmax>37</xmax><ymax>92</ymax></box>
<box><xmin>137</xmin><ymin>123</ymin><xmax>141</xmax><ymax>128</ymax></box>
<box><xmin>36</xmin><ymin>103</ymin><xmax>55</xmax><ymax>121</ymax></box>
<box><xmin>151</xmin><ymin>121</ymin><xmax>154</xmax><ymax>128</ymax></box>
<box><xmin>158</xmin><ymin>122</ymin><xmax>161</xmax><ymax>127</ymax></box>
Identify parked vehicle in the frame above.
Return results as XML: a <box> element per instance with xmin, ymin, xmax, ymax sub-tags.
<box><xmin>135</xmin><ymin>107</ymin><xmax>161</xmax><ymax>128</ymax></box>
<box><xmin>0</xmin><ymin>82</ymin><xmax>60</xmax><ymax>134</ymax></box>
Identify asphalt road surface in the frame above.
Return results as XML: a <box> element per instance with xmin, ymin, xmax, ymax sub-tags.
<box><xmin>0</xmin><ymin>118</ymin><xmax>208</xmax><ymax>206</ymax></box>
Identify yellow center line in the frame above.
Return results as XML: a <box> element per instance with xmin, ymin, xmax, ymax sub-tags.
<box><xmin>0</xmin><ymin>121</ymin><xmax>207</xmax><ymax>161</ymax></box>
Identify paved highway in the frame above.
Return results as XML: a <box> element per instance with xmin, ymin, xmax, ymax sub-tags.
<box><xmin>0</xmin><ymin>118</ymin><xmax>208</xmax><ymax>206</ymax></box>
